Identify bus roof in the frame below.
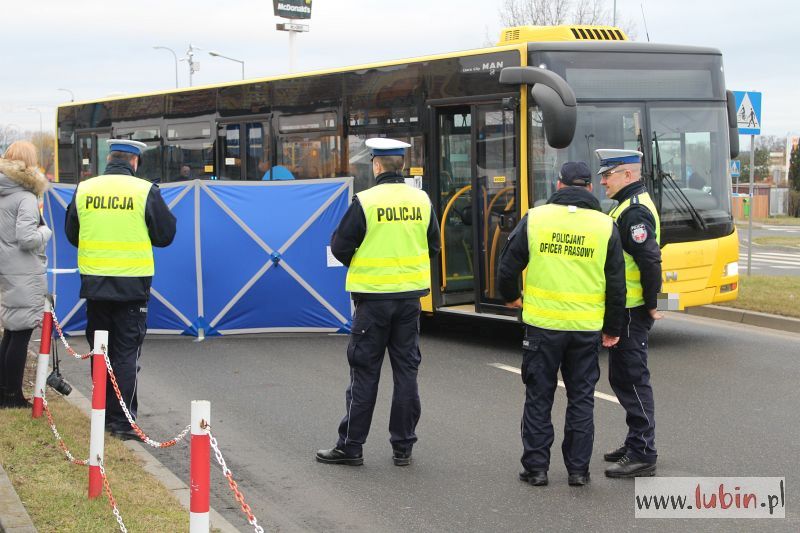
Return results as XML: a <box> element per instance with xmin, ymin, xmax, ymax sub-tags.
<box><xmin>57</xmin><ymin>35</ymin><xmax>722</xmax><ymax>109</ymax></box>
<box><xmin>527</xmin><ymin>40</ymin><xmax>722</xmax><ymax>56</ymax></box>
<box><xmin>56</xmin><ymin>42</ymin><xmax>525</xmax><ymax>108</ymax></box>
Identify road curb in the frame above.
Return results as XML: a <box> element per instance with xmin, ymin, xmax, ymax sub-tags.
<box><xmin>685</xmin><ymin>305</ymin><xmax>800</xmax><ymax>334</ymax></box>
<box><xmin>0</xmin><ymin>463</ymin><xmax>37</xmax><ymax>533</ymax></box>
<box><xmin>64</xmin><ymin>387</ymin><xmax>240</xmax><ymax>533</ymax></box>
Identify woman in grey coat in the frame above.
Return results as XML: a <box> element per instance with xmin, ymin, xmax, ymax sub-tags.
<box><xmin>0</xmin><ymin>141</ymin><xmax>52</xmax><ymax>408</ymax></box>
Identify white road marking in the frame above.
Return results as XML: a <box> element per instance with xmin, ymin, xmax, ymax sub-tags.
<box><xmin>739</xmin><ymin>255</ymin><xmax>800</xmax><ymax>266</ymax></box>
<box><xmin>488</xmin><ymin>362</ymin><xmax>620</xmax><ymax>404</ymax></box>
<box><xmin>764</xmin><ymin>227</ymin><xmax>800</xmax><ymax>233</ymax></box>
<box><xmin>751</xmin><ymin>252</ymin><xmax>800</xmax><ymax>259</ymax></box>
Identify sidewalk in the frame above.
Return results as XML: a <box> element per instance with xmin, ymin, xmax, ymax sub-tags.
<box><xmin>685</xmin><ymin>304</ymin><xmax>800</xmax><ymax>334</ymax></box>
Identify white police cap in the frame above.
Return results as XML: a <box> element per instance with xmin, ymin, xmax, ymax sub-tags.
<box><xmin>107</xmin><ymin>139</ymin><xmax>147</xmax><ymax>156</ymax></box>
<box><xmin>365</xmin><ymin>138</ymin><xmax>411</xmax><ymax>157</ymax></box>
<box><xmin>595</xmin><ymin>148</ymin><xmax>643</xmax><ymax>174</ymax></box>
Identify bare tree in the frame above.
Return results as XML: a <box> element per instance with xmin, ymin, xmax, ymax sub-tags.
<box><xmin>573</xmin><ymin>0</ymin><xmax>608</xmax><ymax>24</ymax></box>
<box><xmin>498</xmin><ymin>0</ymin><xmax>638</xmax><ymax>39</ymax></box>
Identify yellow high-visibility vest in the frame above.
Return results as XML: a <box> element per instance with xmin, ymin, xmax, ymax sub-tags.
<box><xmin>76</xmin><ymin>174</ymin><xmax>154</xmax><ymax>277</ymax></box>
<box><xmin>523</xmin><ymin>203</ymin><xmax>613</xmax><ymax>331</ymax></box>
<box><xmin>609</xmin><ymin>191</ymin><xmax>660</xmax><ymax>308</ymax></box>
<box><xmin>345</xmin><ymin>183</ymin><xmax>431</xmax><ymax>293</ymax></box>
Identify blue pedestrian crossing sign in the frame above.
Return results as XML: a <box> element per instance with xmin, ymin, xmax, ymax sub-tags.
<box><xmin>730</xmin><ymin>160</ymin><xmax>741</xmax><ymax>177</ymax></box>
<box><xmin>733</xmin><ymin>91</ymin><xmax>761</xmax><ymax>135</ymax></box>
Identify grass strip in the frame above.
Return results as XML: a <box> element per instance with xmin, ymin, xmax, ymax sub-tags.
<box><xmin>725</xmin><ymin>275</ymin><xmax>800</xmax><ymax>318</ymax></box>
<box><xmin>0</xmin><ymin>393</ymin><xmax>188</xmax><ymax>532</ymax></box>
<box><xmin>736</xmin><ymin>216</ymin><xmax>800</xmax><ymax>226</ymax></box>
<box><xmin>751</xmin><ymin>236</ymin><xmax>800</xmax><ymax>247</ymax></box>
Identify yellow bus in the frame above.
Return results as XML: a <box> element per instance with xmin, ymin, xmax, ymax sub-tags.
<box><xmin>55</xmin><ymin>25</ymin><xmax>739</xmax><ymax>321</ymax></box>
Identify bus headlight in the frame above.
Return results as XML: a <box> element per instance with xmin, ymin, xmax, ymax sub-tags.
<box><xmin>724</xmin><ymin>261</ymin><xmax>738</xmax><ymax>277</ymax></box>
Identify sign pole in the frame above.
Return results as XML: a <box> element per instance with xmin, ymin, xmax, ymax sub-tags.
<box><xmin>733</xmin><ymin>90</ymin><xmax>762</xmax><ymax>278</ymax></box>
<box><xmin>289</xmin><ymin>30</ymin><xmax>296</xmax><ymax>73</ymax></box>
<box><xmin>748</xmin><ymin>134</ymin><xmax>754</xmax><ymax>276</ymax></box>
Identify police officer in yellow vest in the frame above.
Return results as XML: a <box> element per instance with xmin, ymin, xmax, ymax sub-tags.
<box><xmin>317</xmin><ymin>138</ymin><xmax>440</xmax><ymax>467</ymax></box>
<box><xmin>595</xmin><ymin>149</ymin><xmax>662</xmax><ymax>478</ymax></box>
<box><xmin>65</xmin><ymin>139</ymin><xmax>176</xmax><ymax>440</ymax></box>
<box><xmin>498</xmin><ymin>161</ymin><xmax>626</xmax><ymax>487</ymax></box>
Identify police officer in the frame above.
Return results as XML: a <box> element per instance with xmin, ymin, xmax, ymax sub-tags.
<box><xmin>497</xmin><ymin>161</ymin><xmax>626</xmax><ymax>486</ymax></box>
<box><xmin>316</xmin><ymin>138</ymin><xmax>440</xmax><ymax>467</ymax></box>
<box><xmin>595</xmin><ymin>149</ymin><xmax>662</xmax><ymax>478</ymax></box>
<box><xmin>65</xmin><ymin>139</ymin><xmax>176</xmax><ymax>440</ymax></box>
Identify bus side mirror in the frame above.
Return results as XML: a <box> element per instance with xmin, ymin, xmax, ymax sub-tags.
<box><xmin>726</xmin><ymin>90</ymin><xmax>739</xmax><ymax>159</ymax></box>
<box><xmin>499</xmin><ymin>66</ymin><xmax>577</xmax><ymax>149</ymax></box>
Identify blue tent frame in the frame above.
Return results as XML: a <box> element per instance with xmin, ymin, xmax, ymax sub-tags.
<box><xmin>44</xmin><ymin>178</ymin><xmax>353</xmax><ymax>336</ymax></box>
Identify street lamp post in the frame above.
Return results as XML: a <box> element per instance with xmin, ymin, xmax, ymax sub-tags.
<box><xmin>208</xmin><ymin>51</ymin><xmax>245</xmax><ymax>80</ymax></box>
<box><xmin>153</xmin><ymin>46</ymin><xmax>179</xmax><ymax>88</ymax></box>
<box><xmin>180</xmin><ymin>44</ymin><xmax>202</xmax><ymax>87</ymax></box>
<box><xmin>26</xmin><ymin>107</ymin><xmax>43</xmax><ymax>167</ymax></box>
<box><xmin>58</xmin><ymin>88</ymin><xmax>75</xmax><ymax>102</ymax></box>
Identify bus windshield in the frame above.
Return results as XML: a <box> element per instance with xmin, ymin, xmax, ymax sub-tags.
<box><xmin>530</xmin><ymin>101</ymin><xmax>732</xmax><ymax>239</ymax></box>
<box><xmin>528</xmin><ymin>48</ymin><xmax>733</xmax><ymax>241</ymax></box>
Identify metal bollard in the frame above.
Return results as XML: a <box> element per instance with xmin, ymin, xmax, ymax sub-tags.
<box><xmin>190</xmin><ymin>400</ymin><xmax>211</xmax><ymax>532</ymax></box>
<box><xmin>32</xmin><ymin>301</ymin><xmax>54</xmax><ymax>418</ymax></box>
<box><xmin>88</xmin><ymin>330</ymin><xmax>108</xmax><ymax>499</ymax></box>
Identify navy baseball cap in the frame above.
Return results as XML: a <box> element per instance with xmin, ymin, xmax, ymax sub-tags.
<box><xmin>559</xmin><ymin>161</ymin><xmax>592</xmax><ymax>186</ymax></box>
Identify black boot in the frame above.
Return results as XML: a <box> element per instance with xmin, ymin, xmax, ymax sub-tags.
<box><xmin>315</xmin><ymin>447</ymin><xmax>364</xmax><ymax>466</ymax></box>
<box><xmin>3</xmin><ymin>392</ymin><xmax>31</xmax><ymax>409</ymax></box>
<box><xmin>605</xmin><ymin>455</ymin><xmax>656</xmax><ymax>478</ymax></box>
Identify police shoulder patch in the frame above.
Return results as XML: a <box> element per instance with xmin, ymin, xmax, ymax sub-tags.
<box><xmin>631</xmin><ymin>223</ymin><xmax>647</xmax><ymax>243</ymax></box>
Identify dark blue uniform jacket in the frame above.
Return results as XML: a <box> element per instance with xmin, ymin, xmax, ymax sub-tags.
<box><xmin>496</xmin><ymin>186</ymin><xmax>626</xmax><ymax>337</ymax></box>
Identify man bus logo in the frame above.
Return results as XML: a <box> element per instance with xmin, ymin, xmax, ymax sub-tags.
<box><xmin>482</xmin><ymin>61</ymin><xmax>504</xmax><ymax>74</ymax></box>
<box><xmin>461</xmin><ymin>60</ymin><xmax>505</xmax><ymax>75</ymax></box>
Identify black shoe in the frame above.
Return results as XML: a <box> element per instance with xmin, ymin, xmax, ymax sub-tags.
<box><xmin>605</xmin><ymin>455</ymin><xmax>656</xmax><ymax>478</ymax></box>
<box><xmin>110</xmin><ymin>428</ymin><xmax>141</xmax><ymax>441</ymax></box>
<box><xmin>315</xmin><ymin>447</ymin><xmax>363</xmax><ymax>466</ymax></box>
<box><xmin>519</xmin><ymin>470</ymin><xmax>548</xmax><ymax>486</ymax></box>
<box><xmin>393</xmin><ymin>449</ymin><xmax>412</xmax><ymax>466</ymax></box>
<box><xmin>2</xmin><ymin>394</ymin><xmax>31</xmax><ymax>409</ymax></box>
<box><xmin>568</xmin><ymin>472</ymin><xmax>591</xmax><ymax>486</ymax></box>
<box><xmin>603</xmin><ymin>445</ymin><xmax>627</xmax><ymax>462</ymax></box>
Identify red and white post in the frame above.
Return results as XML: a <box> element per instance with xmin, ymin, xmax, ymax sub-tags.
<box><xmin>190</xmin><ymin>400</ymin><xmax>210</xmax><ymax>532</ymax></box>
<box><xmin>32</xmin><ymin>299</ymin><xmax>54</xmax><ymax>418</ymax></box>
<box><xmin>88</xmin><ymin>330</ymin><xmax>108</xmax><ymax>499</ymax></box>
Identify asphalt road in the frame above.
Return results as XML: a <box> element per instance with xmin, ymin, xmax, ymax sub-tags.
<box><xmin>738</xmin><ymin>225</ymin><xmax>800</xmax><ymax>276</ymax></box>
<box><xmin>60</xmin><ymin>313</ymin><xmax>800</xmax><ymax>532</ymax></box>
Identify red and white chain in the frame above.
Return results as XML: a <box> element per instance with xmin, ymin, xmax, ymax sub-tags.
<box><xmin>42</xmin><ymin>396</ymin><xmax>89</xmax><ymax>466</ymax></box>
<box><xmin>207</xmin><ymin>428</ymin><xmax>264</xmax><ymax>533</ymax></box>
<box><xmin>102</xmin><ymin>347</ymin><xmax>191</xmax><ymax>448</ymax></box>
<box><xmin>50</xmin><ymin>310</ymin><xmax>91</xmax><ymax>360</ymax></box>
<box><xmin>98</xmin><ymin>457</ymin><xmax>128</xmax><ymax>533</ymax></box>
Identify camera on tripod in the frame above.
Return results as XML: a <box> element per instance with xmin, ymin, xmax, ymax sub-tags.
<box><xmin>46</xmin><ymin>369</ymin><xmax>72</xmax><ymax>396</ymax></box>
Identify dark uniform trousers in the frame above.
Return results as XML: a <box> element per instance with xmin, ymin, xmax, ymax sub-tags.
<box><xmin>608</xmin><ymin>306</ymin><xmax>657</xmax><ymax>463</ymax></box>
<box><xmin>85</xmin><ymin>299</ymin><xmax>148</xmax><ymax>430</ymax></box>
<box><xmin>521</xmin><ymin>325</ymin><xmax>601</xmax><ymax>474</ymax></box>
<box><xmin>336</xmin><ymin>298</ymin><xmax>422</xmax><ymax>455</ymax></box>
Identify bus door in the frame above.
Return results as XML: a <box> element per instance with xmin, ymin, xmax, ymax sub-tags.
<box><xmin>216</xmin><ymin>118</ymin><xmax>272</xmax><ymax>180</ymax></box>
<box><xmin>76</xmin><ymin>130</ymin><xmax>111</xmax><ymax>181</ymax></box>
<box><xmin>434</xmin><ymin>102</ymin><xmax>517</xmax><ymax>313</ymax></box>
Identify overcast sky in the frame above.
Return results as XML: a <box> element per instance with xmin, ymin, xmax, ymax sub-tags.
<box><xmin>1</xmin><ymin>0</ymin><xmax>795</xmax><ymax>141</ymax></box>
